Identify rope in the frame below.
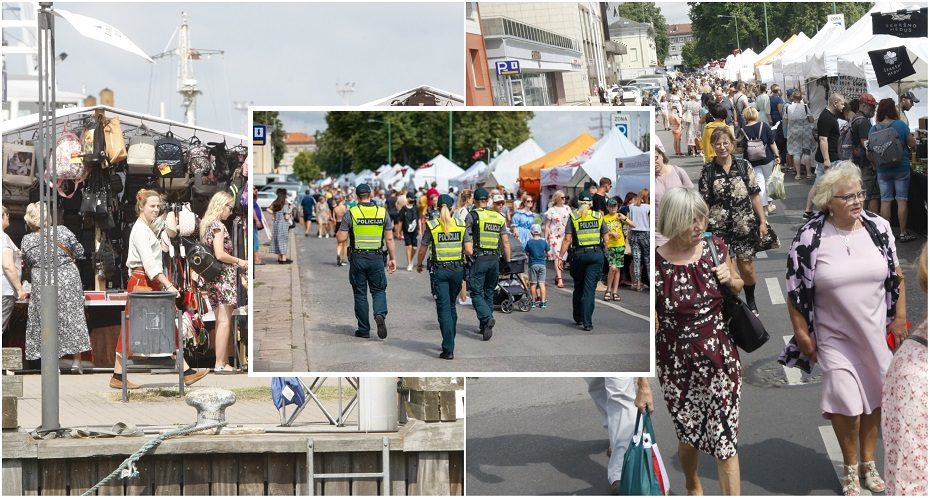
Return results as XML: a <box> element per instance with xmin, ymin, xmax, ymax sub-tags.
<box><xmin>81</xmin><ymin>421</ymin><xmax>227</xmax><ymax>496</ymax></box>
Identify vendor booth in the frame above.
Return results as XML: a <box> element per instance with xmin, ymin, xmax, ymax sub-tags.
<box><xmin>412</xmin><ymin>154</ymin><xmax>464</xmax><ymax>192</ymax></box>
<box><xmin>482</xmin><ymin>138</ymin><xmax>546</xmax><ymax>193</ymax></box>
<box><xmin>518</xmin><ymin>132</ymin><xmax>597</xmax><ymax>196</ymax></box>
<box><xmin>449</xmin><ymin>160</ymin><xmax>488</xmax><ymax>191</ymax></box>
<box><xmin>1</xmin><ymin>105</ymin><xmax>250</xmax><ymax>371</ymax></box>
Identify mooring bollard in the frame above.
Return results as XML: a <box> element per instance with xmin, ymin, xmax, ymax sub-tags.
<box><xmin>185</xmin><ymin>388</ymin><xmax>236</xmax><ymax>433</ymax></box>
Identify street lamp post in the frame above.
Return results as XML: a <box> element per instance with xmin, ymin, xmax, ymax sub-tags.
<box><xmin>717</xmin><ymin>14</ymin><xmax>740</xmax><ymax>52</ymax></box>
<box><xmin>367</xmin><ymin>118</ymin><xmax>392</xmax><ymax>166</ymax></box>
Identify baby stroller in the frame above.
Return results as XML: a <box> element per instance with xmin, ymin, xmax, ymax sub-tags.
<box><xmin>494</xmin><ymin>233</ymin><xmax>533</xmax><ymax>313</ymax></box>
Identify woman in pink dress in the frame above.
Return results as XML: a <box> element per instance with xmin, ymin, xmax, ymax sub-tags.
<box><xmin>544</xmin><ymin>190</ymin><xmax>571</xmax><ymax>288</ymax></box>
<box><xmin>781</xmin><ymin>163</ymin><xmax>908</xmax><ymax>496</ymax></box>
<box><xmin>882</xmin><ymin>243</ymin><xmax>927</xmax><ymax>496</ymax></box>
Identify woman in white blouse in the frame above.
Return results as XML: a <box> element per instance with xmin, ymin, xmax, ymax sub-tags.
<box><xmin>112</xmin><ymin>189</ymin><xmax>208</xmax><ymax>389</ymax></box>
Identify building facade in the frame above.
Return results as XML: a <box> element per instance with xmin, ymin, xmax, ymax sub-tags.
<box><xmin>466</xmin><ymin>3</ymin><xmax>495</xmax><ymax>105</ymax></box>
<box><xmin>279</xmin><ymin>132</ymin><xmax>317</xmax><ymax>172</ymax></box>
<box><xmin>478</xmin><ymin>2</ymin><xmax>606</xmax><ymax>105</ymax></box>
<box><xmin>608</xmin><ymin>16</ymin><xmax>657</xmax><ymax>81</ymax></box>
<box><xmin>666</xmin><ymin>23</ymin><xmax>694</xmax><ymax>68</ymax></box>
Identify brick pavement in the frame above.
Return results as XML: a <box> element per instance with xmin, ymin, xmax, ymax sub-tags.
<box><xmin>252</xmin><ymin>230</ymin><xmax>308</xmax><ymax>372</ymax></box>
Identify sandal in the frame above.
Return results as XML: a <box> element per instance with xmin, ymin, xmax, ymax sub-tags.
<box><xmin>841</xmin><ymin>464</ymin><xmax>860</xmax><ymax>496</ymax></box>
<box><xmin>604</xmin><ymin>292</ymin><xmax>612</xmax><ymax>301</ymax></box>
<box><xmin>214</xmin><ymin>364</ymin><xmax>237</xmax><ymax>375</ymax></box>
<box><xmin>898</xmin><ymin>232</ymin><xmax>917</xmax><ymax>243</ymax></box>
<box><xmin>612</xmin><ymin>293</ymin><xmax>621</xmax><ymax>302</ymax></box>
<box><xmin>859</xmin><ymin>461</ymin><xmax>886</xmax><ymax>493</ymax></box>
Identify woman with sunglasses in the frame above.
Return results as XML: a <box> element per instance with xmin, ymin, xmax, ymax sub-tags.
<box><xmin>510</xmin><ymin>195</ymin><xmax>537</xmax><ymax>249</ymax></box>
<box><xmin>780</xmin><ymin>163</ymin><xmax>908</xmax><ymax>496</ymax></box>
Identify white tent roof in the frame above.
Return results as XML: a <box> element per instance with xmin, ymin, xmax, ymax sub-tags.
<box><xmin>484</xmin><ymin>138</ymin><xmax>545</xmax><ymax>191</ymax></box>
<box><xmin>563</xmin><ymin>128</ymin><xmax>649</xmax><ymax>197</ymax></box>
<box><xmin>814</xmin><ymin>1</ymin><xmax>911</xmax><ymax>78</ymax></box>
<box><xmin>756</xmin><ymin>38</ymin><xmax>784</xmax><ymax>60</ymax></box>
<box><xmin>412</xmin><ymin>154</ymin><xmax>465</xmax><ymax>191</ymax></box>
<box><xmin>836</xmin><ymin>34</ymin><xmax>929</xmax><ymax>97</ymax></box>
<box><xmin>449</xmin><ymin>160</ymin><xmax>489</xmax><ymax>189</ymax></box>
<box><xmin>771</xmin><ymin>32</ymin><xmax>812</xmax><ymax>75</ymax></box>
<box><xmin>782</xmin><ymin>21</ymin><xmax>845</xmax><ymax>77</ymax></box>
<box><xmin>1</xmin><ymin>104</ymin><xmax>246</xmax><ymax>144</ymax></box>
<box><xmin>362</xmin><ymin>85</ymin><xmax>464</xmax><ymax>107</ymax></box>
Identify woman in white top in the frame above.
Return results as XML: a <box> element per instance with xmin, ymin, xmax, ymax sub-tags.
<box><xmin>2</xmin><ymin>206</ymin><xmax>26</xmax><ymax>331</ymax></box>
<box><xmin>114</xmin><ymin>189</ymin><xmax>207</xmax><ymax>389</ymax></box>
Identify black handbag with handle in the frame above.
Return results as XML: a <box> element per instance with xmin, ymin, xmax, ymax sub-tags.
<box><xmin>705</xmin><ymin>233</ymin><xmax>770</xmax><ymax>352</ymax></box>
<box><xmin>182</xmin><ymin>237</ymin><xmax>223</xmax><ymax>281</ymax></box>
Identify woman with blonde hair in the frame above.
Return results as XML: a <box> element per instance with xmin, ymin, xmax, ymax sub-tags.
<box><xmin>20</xmin><ymin>202</ymin><xmax>91</xmax><ymax>367</ymax></box>
<box><xmin>415</xmin><ymin>194</ymin><xmax>466</xmax><ymax>359</ymax></box>
<box><xmin>115</xmin><ymin>189</ymin><xmax>208</xmax><ymax>389</ymax></box>
<box><xmin>544</xmin><ymin>190</ymin><xmax>571</xmax><ymax>288</ymax></box>
<box><xmin>200</xmin><ymin>191</ymin><xmax>249</xmax><ymax>373</ymax></box>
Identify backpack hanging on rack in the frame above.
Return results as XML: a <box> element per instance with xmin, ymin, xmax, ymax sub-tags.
<box><xmin>54</xmin><ymin>123</ymin><xmax>88</xmax><ymax>198</ymax></box>
<box><xmin>83</xmin><ymin>116</ymin><xmax>109</xmax><ymax>167</ymax></box>
<box><xmin>208</xmin><ymin>141</ymin><xmax>231</xmax><ymax>182</ymax></box>
<box><xmin>186</xmin><ymin>136</ymin><xmax>213</xmax><ymax>175</ymax></box>
<box><xmin>103</xmin><ymin>116</ymin><xmax>128</xmax><ymax>165</ymax></box>
<box><xmin>155</xmin><ymin>131</ymin><xmax>186</xmax><ymax>178</ymax></box>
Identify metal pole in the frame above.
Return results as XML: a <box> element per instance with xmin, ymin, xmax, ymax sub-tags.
<box><xmin>387</xmin><ymin>121</ymin><xmax>392</xmax><ymax>166</ymax></box>
<box><xmin>448</xmin><ymin>111</ymin><xmax>453</xmax><ymax>162</ymax></box>
<box><xmin>37</xmin><ymin>1</ymin><xmax>60</xmax><ymax>432</ymax></box>
<box><xmin>734</xmin><ymin>18</ymin><xmax>740</xmax><ymax>53</ymax></box>
<box><xmin>763</xmin><ymin>3</ymin><xmax>770</xmax><ymax>46</ymax></box>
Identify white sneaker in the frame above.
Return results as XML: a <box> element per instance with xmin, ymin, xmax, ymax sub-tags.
<box><xmin>406</xmin><ymin>264</ymin><xmax>413</xmax><ymax>272</ymax></box>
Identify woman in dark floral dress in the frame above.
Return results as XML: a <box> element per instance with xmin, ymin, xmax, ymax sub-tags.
<box><xmin>655</xmin><ymin>187</ymin><xmax>744</xmax><ymax>495</ymax></box>
<box><xmin>698</xmin><ymin>126</ymin><xmax>771</xmax><ymax>314</ymax></box>
<box><xmin>200</xmin><ymin>192</ymin><xmax>249</xmax><ymax>373</ymax></box>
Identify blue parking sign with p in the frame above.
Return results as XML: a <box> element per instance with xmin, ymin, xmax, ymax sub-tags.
<box><xmin>496</xmin><ymin>60</ymin><xmax>520</xmax><ymax>75</ymax></box>
<box><xmin>616</xmin><ymin>123</ymin><xmax>628</xmax><ymax>137</ymax></box>
<box><xmin>253</xmin><ymin>124</ymin><xmax>267</xmax><ymax>146</ymax></box>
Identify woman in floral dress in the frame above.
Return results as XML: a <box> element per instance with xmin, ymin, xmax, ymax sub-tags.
<box><xmin>544</xmin><ymin>190</ymin><xmax>571</xmax><ymax>288</ymax></box>
<box><xmin>201</xmin><ymin>192</ymin><xmax>249</xmax><ymax>373</ymax></box>
<box><xmin>698</xmin><ymin>126</ymin><xmax>770</xmax><ymax>314</ymax></box>
<box><xmin>20</xmin><ymin>202</ymin><xmax>90</xmax><ymax>362</ymax></box>
<box><xmin>655</xmin><ymin>187</ymin><xmax>744</xmax><ymax>495</ymax></box>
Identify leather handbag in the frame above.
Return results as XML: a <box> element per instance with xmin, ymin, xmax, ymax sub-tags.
<box><xmin>705</xmin><ymin>234</ymin><xmax>770</xmax><ymax>352</ymax></box>
<box><xmin>182</xmin><ymin>237</ymin><xmax>223</xmax><ymax>281</ymax></box>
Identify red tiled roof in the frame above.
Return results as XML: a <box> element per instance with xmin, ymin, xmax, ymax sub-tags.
<box><xmin>668</xmin><ymin>23</ymin><xmax>693</xmax><ymax>35</ymax></box>
<box><xmin>285</xmin><ymin>132</ymin><xmax>315</xmax><ymax>144</ymax></box>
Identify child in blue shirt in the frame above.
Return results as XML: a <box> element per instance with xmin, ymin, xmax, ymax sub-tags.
<box><xmin>524</xmin><ymin>224</ymin><xmax>550</xmax><ymax>309</ymax></box>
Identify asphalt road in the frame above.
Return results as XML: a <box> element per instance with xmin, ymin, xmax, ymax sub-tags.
<box><xmin>294</xmin><ymin>230</ymin><xmax>650</xmax><ymax>373</ymax></box>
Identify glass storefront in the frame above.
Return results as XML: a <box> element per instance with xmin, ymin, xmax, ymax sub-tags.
<box><xmin>491</xmin><ymin>72</ymin><xmax>553</xmax><ymax>106</ymax></box>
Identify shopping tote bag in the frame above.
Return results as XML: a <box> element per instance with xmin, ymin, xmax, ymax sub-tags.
<box><xmin>619</xmin><ymin>410</ymin><xmax>663</xmax><ymax>495</ymax></box>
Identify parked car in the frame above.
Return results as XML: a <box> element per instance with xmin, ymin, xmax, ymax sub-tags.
<box><xmin>256</xmin><ymin>190</ymin><xmax>276</xmax><ymax>209</ymax></box>
<box><xmin>620</xmin><ymin>86</ymin><xmax>643</xmax><ymax>106</ymax></box>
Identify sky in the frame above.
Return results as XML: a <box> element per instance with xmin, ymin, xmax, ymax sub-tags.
<box><xmin>274</xmin><ymin>110</ymin><xmax>650</xmax><ymax>160</ymax></box>
<box><xmin>4</xmin><ymin>2</ymin><xmax>463</xmax><ymax>133</ymax></box>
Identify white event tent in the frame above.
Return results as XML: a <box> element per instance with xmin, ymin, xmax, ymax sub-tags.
<box><xmin>412</xmin><ymin>154</ymin><xmax>464</xmax><ymax>191</ymax></box>
<box><xmin>449</xmin><ymin>160</ymin><xmax>489</xmax><ymax>190</ymax></box>
<box><xmin>483</xmin><ymin>138</ymin><xmax>546</xmax><ymax>192</ymax></box>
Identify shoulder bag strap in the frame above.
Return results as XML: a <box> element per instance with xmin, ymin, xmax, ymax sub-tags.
<box><xmin>43</xmin><ymin>233</ymin><xmax>75</xmax><ymax>262</ymax></box>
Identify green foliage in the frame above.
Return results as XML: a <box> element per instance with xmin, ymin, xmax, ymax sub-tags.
<box><xmin>687</xmin><ymin>2</ymin><xmax>872</xmax><ymax>64</ymax></box>
<box><xmin>615</xmin><ymin>2</ymin><xmax>670</xmax><ymax>63</ymax></box>
<box><xmin>311</xmin><ymin>111</ymin><xmax>534</xmax><ymax>174</ymax></box>
<box><xmin>252</xmin><ymin>111</ymin><xmax>286</xmax><ymax>166</ymax></box>
<box><xmin>292</xmin><ymin>151</ymin><xmax>323</xmax><ymax>182</ymax></box>
<box><xmin>680</xmin><ymin>40</ymin><xmax>703</xmax><ymax>69</ymax></box>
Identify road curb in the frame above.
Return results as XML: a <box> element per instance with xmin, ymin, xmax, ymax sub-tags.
<box><xmin>288</xmin><ymin>230</ymin><xmax>308</xmax><ymax>371</ymax></box>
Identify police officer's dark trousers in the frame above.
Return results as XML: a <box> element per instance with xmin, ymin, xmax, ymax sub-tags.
<box><xmin>348</xmin><ymin>253</ymin><xmax>388</xmax><ymax>335</ymax></box>
<box><xmin>431</xmin><ymin>266</ymin><xmax>464</xmax><ymax>354</ymax></box>
<box><xmin>468</xmin><ymin>256</ymin><xmax>498</xmax><ymax>325</ymax></box>
<box><xmin>570</xmin><ymin>248</ymin><xmax>603</xmax><ymax>328</ymax></box>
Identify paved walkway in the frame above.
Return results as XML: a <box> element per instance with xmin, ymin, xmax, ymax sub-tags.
<box><xmin>16</xmin><ymin>373</ymin><xmax>356</xmax><ymax>431</ymax></box>
<box><xmin>253</xmin><ymin>230</ymin><xmax>309</xmax><ymax>372</ymax></box>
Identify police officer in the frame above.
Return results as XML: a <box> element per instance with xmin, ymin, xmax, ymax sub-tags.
<box><xmin>415</xmin><ymin>194</ymin><xmax>466</xmax><ymax>359</ymax></box>
<box><xmin>464</xmin><ymin>188</ymin><xmax>511</xmax><ymax>341</ymax></box>
<box><xmin>557</xmin><ymin>191</ymin><xmax>608</xmax><ymax>331</ymax></box>
<box><xmin>335</xmin><ymin>183</ymin><xmax>397</xmax><ymax>339</ymax></box>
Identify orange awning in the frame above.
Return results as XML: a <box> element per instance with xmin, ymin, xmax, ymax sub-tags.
<box><xmin>518</xmin><ymin>132</ymin><xmax>598</xmax><ymax>195</ymax></box>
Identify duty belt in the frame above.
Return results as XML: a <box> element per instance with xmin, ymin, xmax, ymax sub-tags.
<box><xmin>433</xmin><ymin>261</ymin><xmax>464</xmax><ymax>269</ymax></box>
<box><xmin>573</xmin><ymin>246</ymin><xmax>602</xmax><ymax>253</ymax></box>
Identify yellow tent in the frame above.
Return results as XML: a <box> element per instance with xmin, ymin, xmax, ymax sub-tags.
<box><xmin>518</xmin><ymin>132</ymin><xmax>598</xmax><ymax>195</ymax></box>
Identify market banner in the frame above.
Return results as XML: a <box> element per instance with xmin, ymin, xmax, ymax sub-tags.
<box><xmin>868</xmin><ymin>46</ymin><xmax>917</xmax><ymax>87</ymax></box>
<box><xmin>871</xmin><ymin>8</ymin><xmax>928</xmax><ymax>38</ymax></box>
<box><xmin>55</xmin><ymin>9</ymin><xmax>153</xmax><ymax>62</ymax></box>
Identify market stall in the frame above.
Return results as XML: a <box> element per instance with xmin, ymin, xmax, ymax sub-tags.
<box><xmin>411</xmin><ymin>154</ymin><xmax>464</xmax><ymax>192</ymax></box>
<box><xmin>518</xmin><ymin>133</ymin><xmax>597</xmax><ymax>196</ymax></box>
<box><xmin>1</xmin><ymin>105</ymin><xmax>249</xmax><ymax>370</ymax></box>
<box><xmin>482</xmin><ymin>138</ymin><xmax>546</xmax><ymax>192</ymax></box>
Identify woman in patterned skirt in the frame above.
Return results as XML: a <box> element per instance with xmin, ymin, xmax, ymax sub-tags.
<box><xmin>267</xmin><ymin>188</ymin><xmax>292</xmax><ymax>264</ymax></box>
<box><xmin>20</xmin><ymin>202</ymin><xmax>91</xmax><ymax>364</ymax></box>
<box><xmin>655</xmin><ymin>187</ymin><xmax>744</xmax><ymax>495</ymax></box>
<box><xmin>200</xmin><ymin>192</ymin><xmax>249</xmax><ymax>373</ymax></box>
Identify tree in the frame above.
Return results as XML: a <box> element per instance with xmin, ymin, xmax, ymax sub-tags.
<box><xmin>680</xmin><ymin>40</ymin><xmax>702</xmax><ymax>69</ymax></box>
<box><xmin>615</xmin><ymin>2</ymin><xmax>670</xmax><ymax>63</ymax></box>
<box><xmin>292</xmin><ymin>151</ymin><xmax>322</xmax><ymax>183</ymax></box>
<box><xmin>252</xmin><ymin>111</ymin><xmax>286</xmax><ymax>166</ymax></box>
<box><xmin>687</xmin><ymin>2</ymin><xmax>872</xmax><ymax>64</ymax></box>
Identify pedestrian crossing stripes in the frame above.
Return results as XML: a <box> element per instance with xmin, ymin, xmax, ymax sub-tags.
<box><xmin>756</xmin><ymin>250</ymin><xmax>768</xmax><ymax>259</ymax></box>
<box><xmin>766</xmin><ymin>277</ymin><xmax>786</xmax><ymax>305</ymax></box>
<box><xmin>782</xmin><ymin>335</ymin><xmax>804</xmax><ymax>386</ymax></box>
<box><xmin>555</xmin><ymin>287</ymin><xmax>650</xmax><ymax>322</ymax></box>
<box><xmin>819</xmin><ymin>425</ymin><xmax>875</xmax><ymax>496</ymax></box>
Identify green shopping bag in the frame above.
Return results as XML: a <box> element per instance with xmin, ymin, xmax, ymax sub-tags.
<box><xmin>619</xmin><ymin>410</ymin><xmax>663</xmax><ymax>495</ymax></box>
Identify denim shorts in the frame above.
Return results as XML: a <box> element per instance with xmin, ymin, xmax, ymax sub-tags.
<box><xmin>529</xmin><ymin>264</ymin><xmax>547</xmax><ymax>284</ymax></box>
<box><xmin>877</xmin><ymin>169</ymin><xmax>910</xmax><ymax>201</ymax></box>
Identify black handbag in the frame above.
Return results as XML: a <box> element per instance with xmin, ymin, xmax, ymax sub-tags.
<box><xmin>182</xmin><ymin>237</ymin><xmax>223</xmax><ymax>281</ymax></box>
<box><xmin>705</xmin><ymin>234</ymin><xmax>770</xmax><ymax>352</ymax></box>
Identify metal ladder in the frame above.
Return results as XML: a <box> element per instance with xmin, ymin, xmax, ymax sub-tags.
<box><xmin>306</xmin><ymin>436</ymin><xmax>390</xmax><ymax>496</ymax></box>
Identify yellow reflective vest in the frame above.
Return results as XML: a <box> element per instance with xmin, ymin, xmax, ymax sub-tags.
<box><xmin>570</xmin><ymin>210</ymin><xmax>603</xmax><ymax>247</ymax></box>
<box><xmin>349</xmin><ymin>204</ymin><xmax>386</xmax><ymax>251</ymax></box>
<box><xmin>473</xmin><ymin>208</ymin><xmax>506</xmax><ymax>251</ymax></box>
<box><xmin>428</xmin><ymin>219</ymin><xmax>466</xmax><ymax>262</ymax></box>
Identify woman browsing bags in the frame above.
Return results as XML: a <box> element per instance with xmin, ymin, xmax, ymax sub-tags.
<box><xmin>699</xmin><ymin>126</ymin><xmax>772</xmax><ymax>314</ymax></box>
<box><xmin>655</xmin><ymin>187</ymin><xmax>744</xmax><ymax>496</ymax></box>
<box><xmin>780</xmin><ymin>164</ymin><xmax>907</xmax><ymax>496</ymax></box>
<box><xmin>415</xmin><ymin>195</ymin><xmax>466</xmax><ymax>360</ymax></box>
<box><xmin>115</xmin><ymin>189</ymin><xmax>208</xmax><ymax>389</ymax></box>
<box><xmin>200</xmin><ymin>192</ymin><xmax>249</xmax><ymax>373</ymax></box>
<box><xmin>20</xmin><ymin>203</ymin><xmax>91</xmax><ymax>364</ymax></box>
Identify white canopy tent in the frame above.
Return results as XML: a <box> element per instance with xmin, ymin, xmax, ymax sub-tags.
<box><xmin>770</xmin><ymin>33</ymin><xmax>813</xmax><ymax>87</ymax></box>
<box><xmin>378</xmin><ymin>164</ymin><xmax>415</xmax><ymax>192</ymax></box>
<box><xmin>483</xmin><ymin>138</ymin><xmax>546</xmax><ymax>192</ymax></box>
<box><xmin>781</xmin><ymin>21</ymin><xmax>845</xmax><ymax>79</ymax></box>
<box><xmin>814</xmin><ymin>1</ymin><xmax>909</xmax><ymax>78</ymax></box>
<box><xmin>412</xmin><ymin>154</ymin><xmax>465</xmax><ymax>191</ymax></box>
<box><xmin>449</xmin><ymin>160</ymin><xmax>489</xmax><ymax>190</ymax></box>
